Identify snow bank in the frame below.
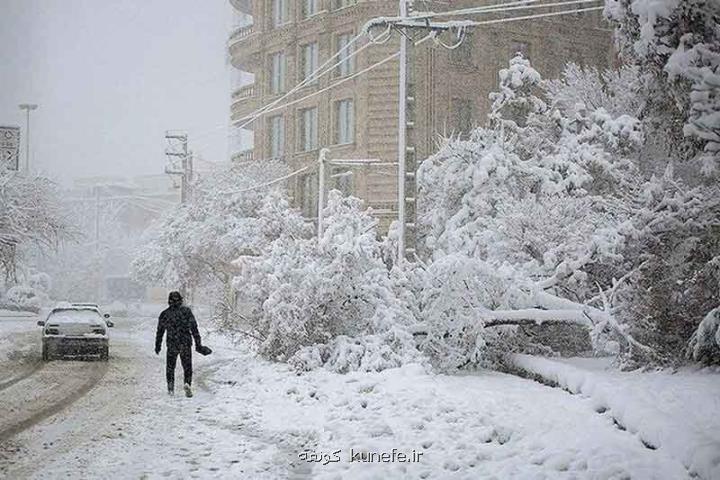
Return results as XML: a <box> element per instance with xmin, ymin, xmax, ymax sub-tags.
<box><xmin>511</xmin><ymin>354</ymin><xmax>720</xmax><ymax>479</ymax></box>
<box><xmin>200</xmin><ymin>351</ymin><xmax>688</xmax><ymax>479</ymax></box>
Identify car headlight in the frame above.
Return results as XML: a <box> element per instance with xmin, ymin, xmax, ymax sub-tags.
<box><xmin>45</xmin><ymin>327</ymin><xmax>60</xmax><ymax>335</ymax></box>
<box><xmin>92</xmin><ymin>328</ymin><xmax>106</xmax><ymax>335</ymax></box>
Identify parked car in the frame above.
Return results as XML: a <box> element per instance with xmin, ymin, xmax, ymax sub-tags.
<box><xmin>38</xmin><ymin>307</ymin><xmax>113</xmax><ymax>361</ymax></box>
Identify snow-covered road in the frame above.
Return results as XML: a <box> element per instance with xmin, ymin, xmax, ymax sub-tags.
<box><xmin>0</xmin><ymin>313</ymin><xmax>701</xmax><ymax>479</ymax></box>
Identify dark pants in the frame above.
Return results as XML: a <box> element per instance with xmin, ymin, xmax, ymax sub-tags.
<box><xmin>166</xmin><ymin>346</ymin><xmax>192</xmax><ymax>389</ymax></box>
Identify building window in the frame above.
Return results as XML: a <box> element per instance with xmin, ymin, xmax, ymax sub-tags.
<box><xmin>336</xmin><ymin>32</ymin><xmax>355</xmax><ymax>77</ymax></box>
<box><xmin>299</xmin><ymin>107</ymin><xmax>318</xmax><ymax>151</ymax></box>
<box><xmin>451</xmin><ymin>98</ymin><xmax>473</xmax><ymax>135</ymax></box>
<box><xmin>269</xmin><ymin>115</ymin><xmax>285</xmax><ymax>158</ymax></box>
<box><xmin>272</xmin><ymin>0</ymin><xmax>290</xmax><ymax>27</ymax></box>
<box><xmin>302</xmin><ymin>0</ymin><xmax>319</xmax><ymax>19</ymax></box>
<box><xmin>300</xmin><ymin>42</ymin><xmax>319</xmax><ymax>84</ymax></box>
<box><xmin>335</xmin><ymin>99</ymin><xmax>355</xmax><ymax>145</ymax></box>
<box><xmin>270</xmin><ymin>51</ymin><xmax>286</xmax><ymax>94</ymax></box>
<box><xmin>450</xmin><ymin>31</ymin><xmax>474</xmax><ymax>66</ymax></box>
<box><xmin>334</xmin><ymin>0</ymin><xmax>357</xmax><ymax>9</ymax></box>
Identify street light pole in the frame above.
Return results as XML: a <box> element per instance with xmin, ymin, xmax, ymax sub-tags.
<box><xmin>18</xmin><ymin>103</ymin><xmax>38</xmax><ymax>174</ymax></box>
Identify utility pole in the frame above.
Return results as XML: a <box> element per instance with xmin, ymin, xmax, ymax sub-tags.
<box><xmin>18</xmin><ymin>103</ymin><xmax>38</xmax><ymax>174</ymax></box>
<box><xmin>94</xmin><ymin>186</ymin><xmax>100</xmax><ymax>253</ymax></box>
<box><xmin>164</xmin><ymin>130</ymin><xmax>192</xmax><ymax>300</ymax></box>
<box><xmin>164</xmin><ymin>131</ymin><xmax>192</xmax><ymax>203</ymax></box>
<box><xmin>317</xmin><ymin>148</ymin><xmax>329</xmax><ymax>239</ymax></box>
<box><xmin>94</xmin><ymin>185</ymin><xmax>102</xmax><ymax>301</ymax></box>
<box><xmin>397</xmin><ymin>0</ymin><xmax>409</xmax><ymax>263</ymax></box>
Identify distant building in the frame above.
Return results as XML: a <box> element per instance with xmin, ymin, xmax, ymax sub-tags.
<box><xmin>68</xmin><ymin>174</ymin><xmax>180</xmax><ymax>302</ymax></box>
<box><xmin>71</xmin><ymin>174</ymin><xmax>180</xmax><ymax>235</ymax></box>
<box><xmin>228</xmin><ymin>0</ymin><xmax>613</xmax><ymax>239</ymax></box>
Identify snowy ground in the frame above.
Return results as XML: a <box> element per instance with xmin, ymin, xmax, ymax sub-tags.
<box><xmin>511</xmin><ymin>354</ymin><xmax>720</xmax><ymax>480</ymax></box>
<box><xmin>0</xmin><ymin>312</ymin><xmax>715</xmax><ymax>479</ymax></box>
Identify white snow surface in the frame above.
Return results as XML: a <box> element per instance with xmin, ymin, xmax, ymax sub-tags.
<box><xmin>27</xmin><ymin>343</ymin><xmax>694</xmax><ymax>479</ymax></box>
<box><xmin>511</xmin><ymin>354</ymin><xmax>720</xmax><ymax>480</ymax></box>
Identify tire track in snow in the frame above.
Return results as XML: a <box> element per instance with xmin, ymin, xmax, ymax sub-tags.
<box><xmin>0</xmin><ymin>360</ymin><xmax>108</xmax><ymax>442</ymax></box>
<box><xmin>0</xmin><ymin>359</ymin><xmax>44</xmax><ymax>392</ymax></box>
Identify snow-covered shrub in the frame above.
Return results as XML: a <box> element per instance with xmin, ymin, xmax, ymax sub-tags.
<box><xmin>418</xmin><ymin>255</ymin><xmax>532</xmax><ymax>370</ymax></box>
<box><xmin>28</xmin><ymin>272</ymin><xmax>51</xmax><ymax>294</ymax></box>
<box><xmin>613</xmin><ymin>169</ymin><xmax>720</xmax><ymax>364</ymax></box>
<box><xmin>1</xmin><ymin>285</ymin><xmax>41</xmax><ymax>313</ymax></box>
<box><xmin>689</xmin><ymin>307</ymin><xmax>720</xmax><ymax>365</ymax></box>
<box><xmin>236</xmin><ymin>191</ymin><xmax>420</xmax><ymax>372</ymax></box>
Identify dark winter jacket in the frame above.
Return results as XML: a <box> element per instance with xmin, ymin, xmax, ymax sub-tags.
<box><xmin>155</xmin><ymin>305</ymin><xmax>202</xmax><ymax>352</ymax></box>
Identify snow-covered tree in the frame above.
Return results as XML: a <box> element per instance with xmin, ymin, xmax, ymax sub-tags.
<box><xmin>235</xmin><ymin>191</ymin><xmax>420</xmax><ymax>372</ymax></box>
<box><xmin>0</xmin><ymin>170</ymin><xmax>74</xmax><ymax>286</ymax></box>
<box><xmin>416</xmin><ymin>55</ymin><xmax>657</xmax><ymax>368</ymax></box>
<box><xmin>605</xmin><ymin>0</ymin><xmax>720</xmax><ymax>176</ymax></box>
<box><xmin>131</xmin><ymin>160</ymin><xmax>300</xmax><ymax>295</ymax></box>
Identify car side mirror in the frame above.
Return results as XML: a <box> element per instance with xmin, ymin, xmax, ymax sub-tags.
<box><xmin>106</xmin><ymin>321</ymin><xmax>114</xmax><ymax>328</ymax></box>
<box><xmin>103</xmin><ymin>313</ymin><xmax>110</xmax><ymax>319</ymax></box>
<box><xmin>37</xmin><ymin>320</ymin><xmax>45</xmax><ymax>327</ymax></box>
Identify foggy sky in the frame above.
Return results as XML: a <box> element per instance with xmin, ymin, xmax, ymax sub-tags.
<box><xmin>0</xmin><ymin>0</ymin><xmax>235</xmax><ymax>184</ymax></box>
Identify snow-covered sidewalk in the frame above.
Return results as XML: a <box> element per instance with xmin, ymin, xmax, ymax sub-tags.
<box><xmin>41</xmin><ymin>344</ymin><xmax>690</xmax><ymax>479</ymax></box>
<box><xmin>511</xmin><ymin>354</ymin><xmax>720</xmax><ymax>480</ymax></box>
<box><xmin>16</xmin><ymin>333</ymin><xmax>704</xmax><ymax>479</ymax></box>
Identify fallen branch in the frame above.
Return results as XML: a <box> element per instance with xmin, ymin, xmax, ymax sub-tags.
<box><xmin>481</xmin><ymin>308</ymin><xmax>593</xmax><ymax>328</ymax></box>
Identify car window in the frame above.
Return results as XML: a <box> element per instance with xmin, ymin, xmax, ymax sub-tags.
<box><xmin>48</xmin><ymin>309</ymin><xmax>103</xmax><ymax>324</ymax></box>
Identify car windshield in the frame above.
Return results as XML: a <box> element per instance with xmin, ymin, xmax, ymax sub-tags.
<box><xmin>48</xmin><ymin>309</ymin><xmax>103</xmax><ymax>324</ymax></box>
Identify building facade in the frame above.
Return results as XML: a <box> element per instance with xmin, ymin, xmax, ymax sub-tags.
<box><xmin>228</xmin><ymin>0</ymin><xmax>614</xmax><ymax>236</ymax></box>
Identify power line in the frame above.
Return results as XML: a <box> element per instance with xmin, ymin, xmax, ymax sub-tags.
<box><xmin>228</xmin><ymin>31</ymin><xmax>374</xmax><ymax>133</ymax></box>
<box><xmin>221</xmin><ymin>164</ymin><xmax>316</xmax><ymax>195</ymax></box>
<box><xmin>231</xmin><ymin>32</ymin><xmax>433</xmax><ymax>127</ymax></box>
<box><xmin>189</xmin><ymin>30</ymin><xmax>377</xmax><ymax>143</ymax></box>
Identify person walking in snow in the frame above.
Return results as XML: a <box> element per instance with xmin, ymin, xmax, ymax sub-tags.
<box><xmin>155</xmin><ymin>291</ymin><xmax>203</xmax><ymax>397</ymax></box>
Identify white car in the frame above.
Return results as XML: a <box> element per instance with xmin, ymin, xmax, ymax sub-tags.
<box><xmin>38</xmin><ymin>307</ymin><xmax>114</xmax><ymax>361</ymax></box>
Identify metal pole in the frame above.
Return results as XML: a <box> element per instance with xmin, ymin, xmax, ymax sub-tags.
<box><xmin>181</xmin><ymin>138</ymin><xmax>189</xmax><ymax>204</ymax></box>
<box><xmin>317</xmin><ymin>148</ymin><xmax>328</xmax><ymax>239</ymax></box>
<box><xmin>18</xmin><ymin>104</ymin><xmax>38</xmax><ymax>174</ymax></box>
<box><xmin>397</xmin><ymin>0</ymin><xmax>408</xmax><ymax>262</ymax></box>
<box><xmin>94</xmin><ymin>186</ymin><xmax>100</xmax><ymax>252</ymax></box>
<box><xmin>24</xmin><ymin>109</ymin><xmax>30</xmax><ymax>172</ymax></box>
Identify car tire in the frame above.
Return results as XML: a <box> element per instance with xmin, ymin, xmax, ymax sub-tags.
<box><xmin>100</xmin><ymin>346</ymin><xmax>109</xmax><ymax>361</ymax></box>
<box><xmin>42</xmin><ymin>344</ymin><xmax>50</xmax><ymax>362</ymax></box>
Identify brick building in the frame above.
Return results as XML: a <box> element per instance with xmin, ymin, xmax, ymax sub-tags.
<box><xmin>228</xmin><ymin>0</ymin><xmax>614</xmax><ymax>236</ymax></box>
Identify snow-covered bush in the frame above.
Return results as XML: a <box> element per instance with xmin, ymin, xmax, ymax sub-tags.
<box><xmin>1</xmin><ymin>285</ymin><xmax>41</xmax><ymax>313</ymax></box>
<box><xmin>689</xmin><ymin>307</ymin><xmax>720</xmax><ymax>365</ymax></box>
<box><xmin>28</xmin><ymin>272</ymin><xmax>51</xmax><ymax>293</ymax></box>
<box><xmin>613</xmin><ymin>169</ymin><xmax>720</xmax><ymax>364</ymax></box>
<box><xmin>418</xmin><ymin>255</ymin><xmax>532</xmax><ymax>370</ymax></box>
<box><xmin>236</xmin><ymin>191</ymin><xmax>420</xmax><ymax>372</ymax></box>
